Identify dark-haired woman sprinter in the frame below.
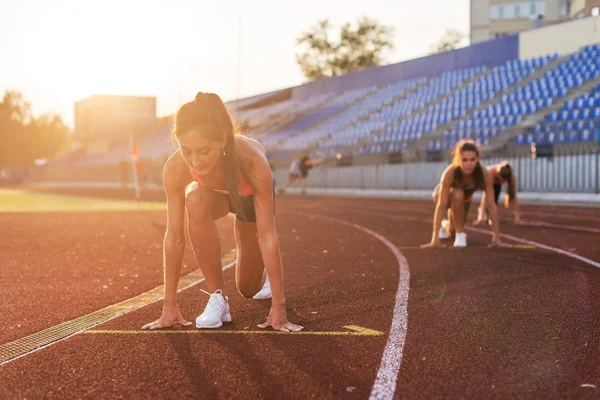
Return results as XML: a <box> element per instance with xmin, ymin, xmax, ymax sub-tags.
<box><xmin>472</xmin><ymin>161</ymin><xmax>522</xmax><ymax>226</ymax></box>
<box><xmin>421</xmin><ymin>140</ymin><xmax>504</xmax><ymax>248</ymax></box>
<box><xmin>142</xmin><ymin>92</ymin><xmax>303</xmax><ymax>332</ymax></box>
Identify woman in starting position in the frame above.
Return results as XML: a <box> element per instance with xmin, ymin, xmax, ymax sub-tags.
<box><xmin>472</xmin><ymin>161</ymin><xmax>522</xmax><ymax>226</ymax></box>
<box><xmin>142</xmin><ymin>92</ymin><xmax>303</xmax><ymax>332</ymax></box>
<box><xmin>421</xmin><ymin>140</ymin><xmax>504</xmax><ymax>248</ymax></box>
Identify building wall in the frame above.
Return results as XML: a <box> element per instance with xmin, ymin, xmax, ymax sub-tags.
<box><xmin>74</xmin><ymin>95</ymin><xmax>156</xmax><ymax>145</ymax></box>
<box><xmin>471</xmin><ymin>0</ymin><xmax>491</xmax><ymax>42</ymax></box>
<box><xmin>519</xmin><ymin>15</ymin><xmax>600</xmax><ymax>58</ymax></box>
<box><xmin>570</xmin><ymin>0</ymin><xmax>587</xmax><ymax>16</ymax></box>
<box><xmin>471</xmin><ymin>0</ymin><xmax>567</xmax><ymax>43</ymax></box>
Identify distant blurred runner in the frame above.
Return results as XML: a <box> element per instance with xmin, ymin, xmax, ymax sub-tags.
<box><xmin>472</xmin><ymin>161</ymin><xmax>522</xmax><ymax>226</ymax></box>
<box><xmin>422</xmin><ymin>140</ymin><xmax>505</xmax><ymax>249</ymax></box>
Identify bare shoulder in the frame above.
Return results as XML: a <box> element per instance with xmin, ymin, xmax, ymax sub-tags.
<box><xmin>481</xmin><ymin>165</ymin><xmax>493</xmax><ymax>180</ymax></box>
<box><xmin>235</xmin><ymin>135</ymin><xmax>268</xmax><ymax>168</ymax></box>
<box><xmin>235</xmin><ymin>135</ymin><xmax>271</xmax><ymax>185</ymax></box>
<box><xmin>235</xmin><ymin>135</ymin><xmax>266</xmax><ymax>157</ymax></box>
<box><xmin>163</xmin><ymin>150</ymin><xmax>193</xmax><ymax>193</ymax></box>
<box><xmin>440</xmin><ymin>164</ymin><xmax>456</xmax><ymax>185</ymax></box>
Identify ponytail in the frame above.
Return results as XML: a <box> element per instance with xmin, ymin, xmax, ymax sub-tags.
<box><xmin>173</xmin><ymin>91</ymin><xmax>251</xmax><ymax>220</ymax></box>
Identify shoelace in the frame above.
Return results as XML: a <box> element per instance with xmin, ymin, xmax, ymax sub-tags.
<box><xmin>200</xmin><ymin>289</ymin><xmax>225</xmax><ymax>309</ymax></box>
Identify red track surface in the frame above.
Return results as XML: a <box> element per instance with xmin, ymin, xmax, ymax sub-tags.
<box><xmin>1</xmin><ymin>189</ymin><xmax>599</xmax><ymax>399</ymax></box>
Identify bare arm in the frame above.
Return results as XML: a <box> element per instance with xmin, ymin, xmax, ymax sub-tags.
<box><xmin>162</xmin><ymin>161</ymin><xmax>187</xmax><ymax>306</ymax></box>
<box><xmin>142</xmin><ymin>153</ymin><xmax>191</xmax><ymax>329</ymax></box>
<box><xmin>483</xmin><ymin>169</ymin><xmax>502</xmax><ymax>245</ymax></box>
<box><xmin>248</xmin><ymin>140</ymin><xmax>303</xmax><ymax>331</ymax></box>
<box><xmin>472</xmin><ymin>186</ymin><xmax>488</xmax><ymax>226</ymax></box>
<box><xmin>253</xmin><ymin>164</ymin><xmax>284</xmax><ymax>307</ymax></box>
<box><xmin>422</xmin><ymin>166</ymin><xmax>453</xmax><ymax>248</ymax></box>
<box><xmin>508</xmin><ymin>173</ymin><xmax>522</xmax><ymax>222</ymax></box>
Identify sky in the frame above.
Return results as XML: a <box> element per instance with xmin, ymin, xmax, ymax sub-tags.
<box><xmin>0</xmin><ymin>0</ymin><xmax>470</xmax><ymax>127</ymax></box>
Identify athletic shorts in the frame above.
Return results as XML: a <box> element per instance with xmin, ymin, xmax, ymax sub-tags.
<box><xmin>493</xmin><ymin>183</ymin><xmax>502</xmax><ymax>204</ymax></box>
<box><xmin>186</xmin><ymin>182</ymin><xmax>274</xmax><ymax>223</ymax></box>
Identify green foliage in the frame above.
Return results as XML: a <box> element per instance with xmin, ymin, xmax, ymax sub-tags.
<box><xmin>429</xmin><ymin>29</ymin><xmax>468</xmax><ymax>55</ymax></box>
<box><xmin>0</xmin><ymin>90</ymin><xmax>71</xmax><ymax>167</ymax></box>
<box><xmin>296</xmin><ymin>17</ymin><xmax>395</xmax><ymax>81</ymax></box>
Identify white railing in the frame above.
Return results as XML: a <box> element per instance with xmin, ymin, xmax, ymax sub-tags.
<box><xmin>274</xmin><ymin>153</ymin><xmax>600</xmax><ymax>193</ymax></box>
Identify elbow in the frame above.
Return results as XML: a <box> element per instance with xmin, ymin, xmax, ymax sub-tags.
<box><xmin>258</xmin><ymin>232</ymin><xmax>279</xmax><ymax>254</ymax></box>
<box><xmin>164</xmin><ymin>232</ymin><xmax>186</xmax><ymax>247</ymax></box>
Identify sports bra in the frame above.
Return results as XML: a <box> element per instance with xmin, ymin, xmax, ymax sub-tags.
<box><xmin>489</xmin><ymin>164</ymin><xmax>506</xmax><ymax>185</ymax></box>
<box><xmin>189</xmin><ymin>167</ymin><xmax>254</xmax><ymax>197</ymax></box>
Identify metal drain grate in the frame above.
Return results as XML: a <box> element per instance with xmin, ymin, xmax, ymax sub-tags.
<box><xmin>0</xmin><ymin>249</ymin><xmax>237</xmax><ymax>365</ymax></box>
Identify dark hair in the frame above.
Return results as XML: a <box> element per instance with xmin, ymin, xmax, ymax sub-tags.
<box><xmin>451</xmin><ymin>139</ymin><xmax>485</xmax><ymax>190</ymax></box>
<box><xmin>172</xmin><ymin>92</ymin><xmax>250</xmax><ymax>218</ymax></box>
<box><xmin>498</xmin><ymin>161</ymin><xmax>515</xmax><ymax>203</ymax></box>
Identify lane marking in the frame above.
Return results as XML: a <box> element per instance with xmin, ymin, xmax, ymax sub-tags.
<box><xmin>83</xmin><ymin>325</ymin><xmax>383</xmax><ymax>336</ymax></box>
<box><xmin>397</xmin><ymin>244</ymin><xmax>536</xmax><ymax>250</ymax></box>
<box><xmin>0</xmin><ymin>250</ymin><xmax>237</xmax><ymax>366</ymax></box>
<box><xmin>308</xmin><ymin>205</ymin><xmax>600</xmax><ymax>270</ymax></box>
<box><xmin>289</xmin><ymin>212</ymin><xmax>410</xmax><ymax>400</ymax></box>
<box><xmin>520</xmin><ymin>220</ymin><xmax>600</xmax><ymax>234</ymax></box>
<box><xmin>467</xmin><ymin>226</ymin><xmax>600</xmax><ymax>269</ymax></box>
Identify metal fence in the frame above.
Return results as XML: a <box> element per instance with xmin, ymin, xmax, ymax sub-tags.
<box><xmin>274</xmin><ymin>152</ymin><xmax>600</xmax><ymax>193</ymax></box>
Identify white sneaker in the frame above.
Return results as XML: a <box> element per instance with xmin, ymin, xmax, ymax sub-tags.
<box><xmin>253</xmin><ymin>275</ymin><xmax>272</xmax><ymax>300</ymax></box>
<box><xmin>195</xmin><ymin>289</ymin><xmax>232</xmax><ymax>329</ymax></box>
<box><xmin>438</xmin><ymin>219</ymin><xmax>450</xmax><ymax>239</ymax></box>
<box><xmin>454</xmin><ymin>232</ymin><xmax>467</xmax><ymax>248</ymax></box>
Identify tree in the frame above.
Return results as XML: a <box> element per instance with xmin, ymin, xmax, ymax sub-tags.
<box><xmin>296</xmin><ymin>16</ymin><xmax>395</xmax><ymax>81</ymax></box>
<box><xmin>429</xmin><ymin>29</ymin><xmax>468</xmax><ymax>54</ymax></box>
<box><xmin>0</xmin><ymin>90</ymin><xmax>71</xmax><ymax>167</ymax></box>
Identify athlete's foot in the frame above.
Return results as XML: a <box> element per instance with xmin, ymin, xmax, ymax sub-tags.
<box><xmin>253</xmin><ymin>275</ymin><xmax>272</xmax><ymax>300</ymax></box>
<box><xmin>438</xmin><ymin>219</ymin><xmax>450</xmax><ymax>239</ymax></box>
<box><xmin>454</xmin><ymin>232</ymin><xmax>467</xmax><ymax>248</ymax></box>
<box><xmin>195</xmin><ymin>289</ymin><xmax>232</xmax><ymax>329</ymax></box>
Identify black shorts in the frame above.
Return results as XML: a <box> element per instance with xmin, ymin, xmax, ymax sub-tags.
<box><xmin>227</xmin><ymin>195</ymin><xmax>256</xmax><ymax>222</ymax></box>
<box><xmin>493</xmin><ymin>183</ymin><xmax>502</xmax><ymax>204</ymax></box>
<box><xmin>227</xmin><ymin>190</ymin><xmax>276</xmax><ymax>223</ymax></box>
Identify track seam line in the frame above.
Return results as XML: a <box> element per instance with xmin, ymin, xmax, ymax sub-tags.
<box><xmin>288</xmin><ymin>212</ymin><xmax>410</xmax><ymax>400</ymax></box>
<box><xmin>313</xmin><ymin>206</ymin><xmax>600</xmax><ymax>270</ymax></box>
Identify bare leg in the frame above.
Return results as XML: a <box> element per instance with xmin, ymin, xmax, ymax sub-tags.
<box><xmin>234</xmin><ymin>218</ymin><xmax>266</xmax><ymax>298</ymax></box>
<box><xmin>185</xmin><ymin>183</ymin><xmax>229</xmax><ymax>293</ymax></box>
<box><xmin>450</xmin><ymin>189</ymin><xmax>466</xmax><ymax>234</ymax></box>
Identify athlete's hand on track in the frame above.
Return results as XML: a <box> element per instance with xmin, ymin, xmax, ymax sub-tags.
<box><xmin>141</xmin><ymin>303</ymin><xmax>192</xmax><ymax>330</ymax></box>
<box><xmin>488</xmin><ymin>237</ymin><xmax>511</xmax><ymax>248</ymax></box>
<box><xmin>257</xmin><ymin>305</ymin><xmax>304</xmax><ymax>332</ymax></box>
<box><xmin>513</xmin><ymin>217</ymin><xmax>524</xmax><ymax>225</ymax></box>
<box><xmin>420</xmin><ymin>239</ymin><xmax>444</xmax><ymax>249</ymax></box>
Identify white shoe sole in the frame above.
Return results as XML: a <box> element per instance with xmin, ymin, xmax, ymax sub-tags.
<box><xmin>195</xmin><ymin>312</ymin><xmax>232</xmax><ymax>329</ymax></box>
<box><xmin>438</xmin><ymin>227</ymin><xmax>450</xmax><ymax>240</ymax></box>
<box><xmin>253</xmin><ymin>287</ymin><xmax>272</xmax><ymax>300</ymax></box>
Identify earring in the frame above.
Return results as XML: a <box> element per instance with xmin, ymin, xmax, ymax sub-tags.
<box><xmin>222</xmin><ymin>147</ymin><xmax>226</xmax><ymax>156</ymax></box>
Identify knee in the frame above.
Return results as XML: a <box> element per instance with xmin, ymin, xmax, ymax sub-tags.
<box><xmin>451</xmin><ymin>189</ymin><xmax>464</xmax><ymax>204</ymax></box>
<box><xmin>185</xmin><ymin>187</ymin><xmax>212</xmax><ymax>225</ymax></box>
<box><xmin>237</xmin><ymin>282</ymin><xmax>261</xmax><ymax>299</ymax></box>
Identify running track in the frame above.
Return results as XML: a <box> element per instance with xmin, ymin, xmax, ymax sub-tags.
<box><xmin>1</xmin><ymin>188</ymin><xmax>599</xmax><ymax>399</ymax></box>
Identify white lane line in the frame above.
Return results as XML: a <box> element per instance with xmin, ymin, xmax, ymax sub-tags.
<box><xmin>291</xmin><ymin>212</ymin><xmax>410</xmax><ymax>400</ymax></box>
<box><xmin>466</xmin><ymin>226</ymin><xmax>600</xmax><ymax>269</ymax></box>
<box><xmin>520</xmin><ymin>220</ymin><xmax>600</xmax><ymax>234</ymax></box>
<box><xmin>310</xmin><ymin>205</ymin><xmax>600</xmax><ymax>270</ymax></box>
